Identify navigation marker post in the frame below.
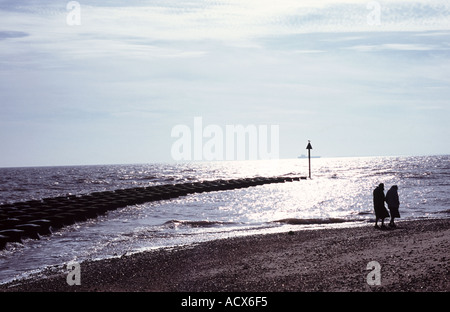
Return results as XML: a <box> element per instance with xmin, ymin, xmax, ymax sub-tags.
<box><xmin>306</xmin><ymin>140</ymin><xmax>313</xmax><ymax>179</ymax></box>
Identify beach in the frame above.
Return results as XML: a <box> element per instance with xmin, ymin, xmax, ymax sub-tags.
<box><xmin>0</xmin><ymin>218</ymin><xmax>448</xmax><ymax>292</ymax></box>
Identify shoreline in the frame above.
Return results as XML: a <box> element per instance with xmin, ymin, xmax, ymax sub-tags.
<box><xmin>0</xmin><ymin>218</ymin><xmax>448</xmax><ymax>292</ymax></box>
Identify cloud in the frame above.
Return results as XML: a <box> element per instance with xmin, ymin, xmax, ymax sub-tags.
<box><xmin>0</xmin><ymin>30</ymin><xmax>28</xmax><ymax>40</ymax></box>
<box><xmin>3</xmin><ymin>0</ymin><xmax>449</xmax><ymax>44</ymax></box>
<box><xmin>346</xmin><ymin>43</ymin><xmax>442</xmax><ymax>52</ymax></box>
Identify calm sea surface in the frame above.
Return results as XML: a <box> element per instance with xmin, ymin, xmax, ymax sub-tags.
<box><xmin>0</xmin><ymin>155</ymin><xmax>449</xmax><ymax>283</ymax></box>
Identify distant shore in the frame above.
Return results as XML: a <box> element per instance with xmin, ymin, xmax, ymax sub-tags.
<box><xmin>0</xmin><ymin>218</ymin><xmax>448</xmax><ymax>292</ymax></box>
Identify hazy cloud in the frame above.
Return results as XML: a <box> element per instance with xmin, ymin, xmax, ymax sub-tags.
<box><xmin>0</xmin><ymin>30</ymin><xmax>28</xmax><ymax>40</ymax></box>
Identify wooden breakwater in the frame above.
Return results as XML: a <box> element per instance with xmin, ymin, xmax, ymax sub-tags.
<box><xmin>0</xmin><ymin>176</ymin><xmax>306</xmax><ymax>250</ymax></box>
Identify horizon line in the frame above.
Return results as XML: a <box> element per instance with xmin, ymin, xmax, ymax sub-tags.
<box><xmin>0</xmin><ymin>153</ymin><xmax>448</xmax><ymax>169</ymax></box>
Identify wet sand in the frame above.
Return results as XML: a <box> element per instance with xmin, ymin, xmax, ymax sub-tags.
<box><xmin>0</xmin><ymin>218</ymin><xmax>448</xmax><ymax>292</ymax></box>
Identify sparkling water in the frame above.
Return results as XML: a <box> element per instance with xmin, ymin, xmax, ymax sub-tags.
<box><xmin>0</xmin><ymin>155</ymin><xmax>449</xmax><ymax>283</ymax></box>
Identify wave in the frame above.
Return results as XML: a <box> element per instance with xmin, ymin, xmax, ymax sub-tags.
<box><xmin>357</xmin><ymin>211</ymin><xmax>372</xmax><ymax>215</ymax></box>
<box><xmin>163</xmin><ymin>219</ymin><xmax>236</xmax><ymax>228</ymax></box>
<box><xmin>137</xmin><ymin>176</ymin><xmax>159</xmax><ymax>181</ymax></box>
<box><xmin>272</xmin><ymin>218</ymin><xmax>357</xmax><ymax>225</ymax></box>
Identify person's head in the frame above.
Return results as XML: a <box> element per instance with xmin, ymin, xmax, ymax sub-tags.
<box><xmin>392</xmin><ymin>185</ymin><xmax>398</xmax><ymax>190</ymax></box>
<box><xmin>379</xmin><ymin>183</ymin><xmax>384</xmax><ymax>189</ymax></box>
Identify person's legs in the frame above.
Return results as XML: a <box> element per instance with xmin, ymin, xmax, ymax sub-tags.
<box><xmin>389</xmin><ymin>216</ymin><xmax>396</xmax><ymax>227</ymax></box>
<box><xmin>375</xmin><ymin>217</ymin><xmax>380</xmax><ymax>229</ymax></box>
<box><xmin>380</xmin><ymin>218</ymin><xmax>387</xmax><ymax>229</ymax></box>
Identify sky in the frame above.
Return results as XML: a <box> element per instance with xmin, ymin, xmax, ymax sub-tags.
<box><xmin>0</xmin><ymin>0</ymin><xmax>449</xmax><ymax>167</ymax></box>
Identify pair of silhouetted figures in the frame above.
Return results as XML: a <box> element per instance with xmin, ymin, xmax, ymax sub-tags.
<box><xmin>373</xmin><ymin>183</ymin><xmax>400</xmax><ymax>229</ymax></box>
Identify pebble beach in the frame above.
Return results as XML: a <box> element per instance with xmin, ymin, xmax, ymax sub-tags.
<box><xmin>1</xmin><ymin>218</ymin><xmax>448</xmax><ymax>292</ymax></box>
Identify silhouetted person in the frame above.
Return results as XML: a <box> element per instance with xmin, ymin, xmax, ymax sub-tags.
<box><xmin>373</xmin><ymin>183</ymin><xmax>389</xmax><ymax>229</ymax></box>
<box><xmin>385</xmin><ymin>185</ymin><xmax>400</xmax><ymax>228</ymax></box>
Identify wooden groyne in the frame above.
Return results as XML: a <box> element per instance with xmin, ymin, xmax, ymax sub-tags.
<box><xmin>0</xmin><ymin>176</ymin><xmax>306</xmax><ymax>250</ymax></box>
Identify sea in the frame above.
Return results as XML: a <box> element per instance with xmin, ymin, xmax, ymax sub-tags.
<box><xmin>0</xmin><ymin>155</ymin><xmax>449</xmax><ymax>284</ymax></box>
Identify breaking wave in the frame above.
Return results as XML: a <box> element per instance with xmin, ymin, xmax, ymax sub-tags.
<box><xmin>272</xmin><ymin>218</ymin><xmax>357</xmax><ymax>225</ymax></box>
<box><xmin>163</xmin><ymin>219</ymin><xmax>236</xmax><ymax>228</ymax></box>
